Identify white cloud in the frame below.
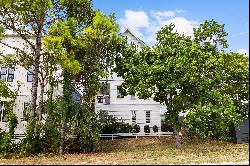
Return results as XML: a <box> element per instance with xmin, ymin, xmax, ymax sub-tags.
<box><xmin>151</xmin><ymin>10</ymin><xmax>175</xmax><ymax>23</ymax></box>
<box><xmin>144</xmin><ymin>16</ymin><xmax>199</xmax><ymax>45</ymax></box>
<box><xmin>237</xmin><ymin>48</ymin><xmax>249</xmax><ymax>56</ymax></box>
<box><xmin>119</xmin><ymin>9</ymin><xmax>198</xmax><ymax>45</ymax></box>
<box><xmin>164</xmin><ymin>17</ymin><xmax>199</xmax><ymax>37</ymax></box>
<box><xmin>119</xmin><ymin>10</ymin><xmax>149</xmax><ymax>37</ymax></box>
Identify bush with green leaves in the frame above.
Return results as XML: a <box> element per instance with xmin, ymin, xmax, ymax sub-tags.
<box><xmin>98</xmin><ymin>111</ymin><xmax>118</xmax><ymax>134</ymax></box>
<box><xmin>153</xmin><ymin>125</ymin><xmax>158</xmax><ymax>133</ymax></box>
<box><xmin>97</xmin><ymin>111</ymin><xmax>142</xmax><ymax>133</ymax></box>
<box><xmin>42</xmin><ymin>99</ymin><xmax>61</xmax><ymax>153</ymax></box>
<box><xmin>117</xmin><ymin>122</ymin><xmax>133</xmax><ymax>133</ymax></box>
<box><xmin>161</xmin><ymin>120</ymin><xmax>174</xmax><ymax>132</ymax></box>
<box><xmin>132</xmin><ymin>124</ymin><xmax>140</xmax><ymax>133</ymax></box>
<box><xmin>66</xmin><ymin>103</ymin><xmax>101</xmax><ymax>153</ymax></box>
<box><xmin>20</xmin><ymin>119</ymin><xmax>43</xmax><ymax>155</ymax></box>
<box><xmin>144</xmin><ymin>125</ymin><xmax>150</xmax><ymax>133</ymax></box>
<box><xmin>0</xmin><ymin>111</ymin><xmax>19</xmax><ymax>158</ymax></box>
<box><xmin>0</xmin><ymin>80</ymin><xmax>19</xmax><ymax>156</ymax></box>
<box><xmin>184</xmin><ymin>94</ymin><xmax>243</xmax><ymax>141</ymax></box>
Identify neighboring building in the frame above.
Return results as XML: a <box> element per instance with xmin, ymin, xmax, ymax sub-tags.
<box><xmin>0</xmin><ymin>29</ymin><xmax>165</xmax><ymax>134</ymax></box>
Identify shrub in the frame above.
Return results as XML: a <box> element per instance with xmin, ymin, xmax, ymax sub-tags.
<box><xmin>132</xmin><ymin>124</ymin><xmax>140</xmax><ymax>133</ymax></box>
<box><xmin>0</xmin><ymin>109</ymin><xmax>19</xmax><ymax>156</ymax></box>
<box><xmin>161</xmin><ymin>120</ymin><xmax>173</xmax><ymax>132</ymax></box>
<box><xmin>20</xmin><ymin>119</ymin><xmax>43</xmax><ymax>155</ymax></box>
<box><xmin>98</xmin><ymin>111</ymin><xmax>136</xmax><ymax>134</ymax></box>
<box><xmin>98</xmin><ymin>111</ymin><xmax>118</xmax><ymax>134</ymax></box>
<box><xmin>144</xmin><ymin>125</ymin><xmax>150</xmax><ymax>133</ymax></box>
<box><xmin>66</xmin><ymin>105</ymin><xmax>101</xmax><ymax>153</ymax></box>
<box><xmin>118</xmin><ymin>123</ymin><xmax>133</xmax><ymax>133</ymax></box>
<box><xmin>184</xmin><ymin>100</ymin><xmax>243</xmax><ymax>141</ymax></box>
<box><xmin>153</xmin><ymin>125</ymin><xmax>158</xmax><ymax>133</ymax></box>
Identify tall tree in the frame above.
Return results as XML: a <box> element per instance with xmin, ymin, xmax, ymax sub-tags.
<box><xmin>44</xmin><ymin>1</ymin><xmax>128</xmax><ymax>153</ymax></box>
<box><xmin>114</xmin><ymin>20</ymin><xmax>249</xmax><ymax>148</ymax></box>
<box><xmin>0</xmin><ymin>0</ymin><xmax>54</xmax><ymax>119</ymax></box>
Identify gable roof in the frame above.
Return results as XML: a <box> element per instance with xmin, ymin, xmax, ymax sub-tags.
<box><xmin>120</xmin><ymin>28</ymin><xmax>146</xmax><ymax>46</ymax></box>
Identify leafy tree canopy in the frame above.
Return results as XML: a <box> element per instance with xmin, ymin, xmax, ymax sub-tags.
<box><xmin>114</xmin><ymin>19</ymin><xmax>249</xmax><ymax>146</ymax></box>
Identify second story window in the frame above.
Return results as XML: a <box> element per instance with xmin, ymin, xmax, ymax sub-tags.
<box><xmin>0</xmin><ymin>67</ymin><xmax>14</xmax><ymax>82</ymax></box>
<box><xmin>7</xmin><ymin>68</ymin><xmax>14</xmax><ymax>82</ymax></box>
<box><xmin>27</xmin><ymin>68</ymin><xmax>33</xmax><ymax>82</ymax></box>
<box><xmin>0</xmin><ymin>67</ymin><xmax>7</xmax><ymax>81</ymax></box>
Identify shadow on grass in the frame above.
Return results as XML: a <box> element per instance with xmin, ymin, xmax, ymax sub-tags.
<box><xmin>97</xmin><ymin>136</ymin><xmax>235</xmax><ymax>153</ymax></box>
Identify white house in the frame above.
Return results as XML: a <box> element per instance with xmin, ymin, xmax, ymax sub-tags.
<box><xmin>0</xmin><ymin>29</ymin><xmax>165</xmax><ymax>134</ymax></box>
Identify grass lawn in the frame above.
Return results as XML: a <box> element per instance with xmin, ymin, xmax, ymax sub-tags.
<box><xmin>0</xmin><ymin>136</ymin><xmax>248</xmax><ymax>165</ymax></box>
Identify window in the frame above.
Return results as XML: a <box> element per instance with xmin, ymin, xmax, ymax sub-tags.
<box><xmin>131</xmin><ymin>110</ymin><xmax>137</xmax><ymax>123</ymax></box>
<box><xmin>0</xmin><ymin>67</ymin><xmax>15</xmax><ymax>82</ymax></box>
<box><xmin>27</xmin><ymin>68</ymin><xmax>33</xmax><ymax>82</ymax></box>
<box><xmin>23</xmin><ymin>102</ymin><xmax>30</xmax><ymax>120</ymax></box>
<box><xmin>117</xmin><ymin>86</ymin><xmax>124</xmax><ymax>98</ymax></box>
<box><xmin>0</xmin><ymin>102</ymin><xmax>7</xmax><ymax>122</ymax></box>
<box><xmin>0</xmin><ymin>67</ymin><xmax>7</xmax><ymax>81</ymax></box>
<box><xmin>97</xmin><ymin>96</ymin><xmax>104</xmax><ymax>103</ymax></box>
<box><xmin>145</xmin><ymin>110</ymin><xmax>151</xmax><ymax>123</ymax></box>
<box><xmin>7</xmin><ymin>68</ymin><xmax>14</xmax><ymax>82</ymax></box>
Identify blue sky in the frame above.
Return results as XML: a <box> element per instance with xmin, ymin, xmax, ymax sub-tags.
<box><xmin>93</xmin><ymin>0</ymin><xmax>249</xmax><ymax>56</ymax></box>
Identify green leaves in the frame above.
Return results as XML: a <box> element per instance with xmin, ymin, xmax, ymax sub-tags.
<box><xmin>184</xmin><ymin>94</ymin><xmax>242</xmax><ymax>140</ymax></box>
<box><xmin>115</xmin><ymin>19</ymin><xmax>249</xmax><ymax>143</ymax></box>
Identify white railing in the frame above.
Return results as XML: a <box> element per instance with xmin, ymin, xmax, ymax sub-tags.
<box><xmin>100</xmin><ymin>132</ymin><xmax>173</xmax><ymax>140</ymax></box>
<box><xmin>11</xmin><ymin>132</ymin><xmax>174</xmax><ymax>142</ymax></box>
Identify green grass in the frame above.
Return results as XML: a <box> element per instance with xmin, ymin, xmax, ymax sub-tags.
<box><xmin>0</xmin><ymin>136</ymin><xmax>248</xmax><ymax>165</ymax></box>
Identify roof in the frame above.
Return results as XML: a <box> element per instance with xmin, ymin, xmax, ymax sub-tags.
<box><xmin>120</xmin><ymin>28</ymin><xmax>146</xmax><ymax>46</ymax></box>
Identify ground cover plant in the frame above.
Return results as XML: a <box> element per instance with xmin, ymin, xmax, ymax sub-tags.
<box><xmin>0</xmin><ymin>137</ymin><xmax>248</xmax><ymax>165</ymax></box>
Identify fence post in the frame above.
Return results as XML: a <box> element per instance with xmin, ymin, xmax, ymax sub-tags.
<box><xmin>112</xmin><ymin>134</ymin><xmax>114</xmax><ymax>140</ymax></box>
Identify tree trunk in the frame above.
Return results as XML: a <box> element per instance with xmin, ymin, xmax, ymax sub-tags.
<box><xmin>173</xmin><ymin>124</ymin><xmax>181</xmax><ymax>148</ymax></box>
<box><xmin>59</xmin><ymin>119</ymin><xmax>66</xmax><ymax>155</ymax></box>
<box><xmin>38</xmin><ymin>79</ymin><xmax>45</xmax><ymax>121</ymax></box>
<box><xmin>30</xmin><ymin>31</ymin><xmax>42</xmax><ymax>119</ymax></box>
